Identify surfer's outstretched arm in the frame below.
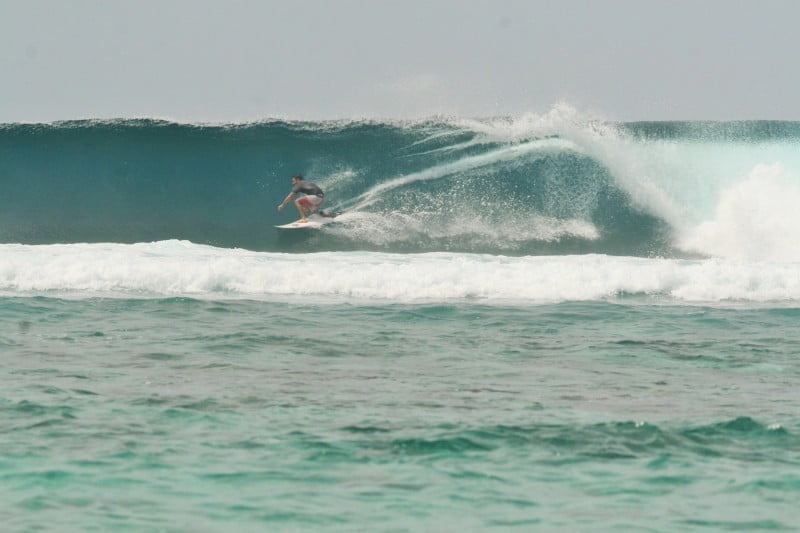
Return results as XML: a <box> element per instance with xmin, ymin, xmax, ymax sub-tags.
<box><xmin>278</xmin><ymin>192</ymin><xmax>295</xmax><ymax>210</ymax></box>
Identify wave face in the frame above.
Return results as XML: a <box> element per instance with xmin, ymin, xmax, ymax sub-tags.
<box><xmin>3</xmin><ymin>106</ymin><xmax>800</xmax><ymax>258</ymax></box>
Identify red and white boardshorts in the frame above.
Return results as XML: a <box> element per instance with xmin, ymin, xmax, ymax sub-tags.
<box><xmin>298</xmin><ymin>195</ymin><xmax>324</xmax><ymax>208</ymax></box>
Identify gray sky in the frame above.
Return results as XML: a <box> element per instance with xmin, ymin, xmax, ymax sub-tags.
<box><xmin>2</xmin><ymin>0</ymin><xmax>799</xmax><ymax>123</ymax></box>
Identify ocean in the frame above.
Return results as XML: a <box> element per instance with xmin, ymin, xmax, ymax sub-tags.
<box><xmin>2</xmin><ymin>107</ymin><xmax>800</xmax><ymax>531</ymax></box>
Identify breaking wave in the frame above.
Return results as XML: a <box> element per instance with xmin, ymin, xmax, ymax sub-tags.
<box><xmin>3</xmin><ymin>105</ymin><xmax>800</xmax><ymax>259</ymax></box>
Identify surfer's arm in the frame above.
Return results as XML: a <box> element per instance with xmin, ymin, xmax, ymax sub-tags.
<box><xmin>278</xmin><ymin>192</ymin><xmax>295</xmax><ymax>210</ymax></box>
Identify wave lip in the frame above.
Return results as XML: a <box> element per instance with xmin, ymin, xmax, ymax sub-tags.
<box><xmin>3</xmin><ymin>242</ymin><xmax>800</xmax><ymax>303</ymax></box>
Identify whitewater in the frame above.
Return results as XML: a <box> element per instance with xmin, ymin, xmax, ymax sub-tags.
<box><xmin>2</xmin><ymin>106</ymin><xmax>800</xmax><ymax>532</ymax></box>
<box><xmin>3</xmin><ymin>242</ymin><xmax>800</xmax><ymax>303</ymax></box>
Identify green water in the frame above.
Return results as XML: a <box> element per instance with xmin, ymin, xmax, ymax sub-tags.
<box><xmin>2</xmin><ymin>297</ymin><xmax>798</xmax><ymax>531</ymax></box>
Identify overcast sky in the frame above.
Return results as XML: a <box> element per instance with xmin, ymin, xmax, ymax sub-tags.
<box><xmin>2</xmin><ymin>0</ymin><xmax>799</xmax><ymax>123</ymax></box>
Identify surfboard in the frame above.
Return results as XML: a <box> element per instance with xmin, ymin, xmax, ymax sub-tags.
<box><xmin>275</xmin><ymin>215</ymin><xmax>336</xmax><ymax>229</ymax></box>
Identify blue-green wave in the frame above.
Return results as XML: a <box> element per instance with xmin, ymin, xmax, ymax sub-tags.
<box><xmin>2</xmin><ymin>116</ymin><xmax>800</xmax><ymax>256</ymax></box>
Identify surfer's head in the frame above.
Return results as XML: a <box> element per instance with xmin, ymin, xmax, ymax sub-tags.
<box><xmin>291</xmin><ymin>174</ymin><xmax>303</xmax><ymax>184</ymax></box>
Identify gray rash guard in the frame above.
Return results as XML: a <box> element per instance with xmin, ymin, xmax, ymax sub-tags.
<box><xmin>291</xmin><ymin>180</ymin><xmax>324</xmax><ymax>197</ymax></box>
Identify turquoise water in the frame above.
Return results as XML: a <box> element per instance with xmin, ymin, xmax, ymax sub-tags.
<box><xmin>2</xmin><ymin>297</ymin><xmax>799</xmax><ymax>531</ymax></box>
<box><xmin>3</xmin><ymin>111</ymin><xmax>800</xmax><ymax>530</ymax></box>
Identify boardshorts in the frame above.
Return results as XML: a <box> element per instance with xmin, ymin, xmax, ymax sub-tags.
<box><xmin>298</xmin><ymin>195</ymin><xmax>324</xmax><ymax>208</ymax></box>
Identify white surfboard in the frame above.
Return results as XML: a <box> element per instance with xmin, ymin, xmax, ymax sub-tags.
<box><xmin>275</xmin><ymin>215</ymin><xmax>336</xmax><ymax>229</ymax></box>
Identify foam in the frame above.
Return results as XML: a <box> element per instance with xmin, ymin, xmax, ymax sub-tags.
<box><xmin>2</xmin><ymin>242</ymin><xmax>800</xmax><ymax>303</ymax></box>
<box><xmin>678</xmin><ymin>164</ymin><xmax>800</xmax><ymax>261</ymax></box>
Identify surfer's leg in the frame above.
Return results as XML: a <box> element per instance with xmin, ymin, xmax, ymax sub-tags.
<box><xmin>294</xmin><ymin>198</ymin><xmax>309</xmax><ymax>222</ymax></box>
<box><xmin>309</xmin><ymin>196</ymin><xmax>325</xmax><ymax>213</ymax></box>
<box><xmin>306</xmin><ymin>195</ymin><xmax>322</xmax><ymax>215</ymax></box>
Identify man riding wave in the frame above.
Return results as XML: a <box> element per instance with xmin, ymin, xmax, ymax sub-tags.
<box><xmin>278</xmin><ymin>174</ymin><xmax>324</xmax><ymax>224</ymax></box>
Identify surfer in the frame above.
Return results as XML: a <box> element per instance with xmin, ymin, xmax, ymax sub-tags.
<box><xmin>277</xmin><ymin>174</ymin><xmax>324</xmax><ymax>224</ymax></box>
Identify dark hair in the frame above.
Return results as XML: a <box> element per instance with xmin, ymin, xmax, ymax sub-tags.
<box><xmin>291</xmin><ymin>174</ymin><xmax>303</xmax><ymax>181</ymax></box>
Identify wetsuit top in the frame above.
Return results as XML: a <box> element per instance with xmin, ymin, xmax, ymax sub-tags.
<box><xmin>291</xmin><ymin>180</ymin><xmax>324</xmax><ymax>197</ymax></box>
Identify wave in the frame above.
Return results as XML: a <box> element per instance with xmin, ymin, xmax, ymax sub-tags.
<box><xmin>3</xmin><ymin>241</ymin><xmax>800</xmax><ymax>303</ymax></box>
<box><xmin>2</xmin><ymin>105</ymin><xmax>800</xmax><ymax>259</ymax></box>
<box><xmin>340</xmin><ymin>416</ymin><xmax>794</xmax><ymax>463</ymax></box>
